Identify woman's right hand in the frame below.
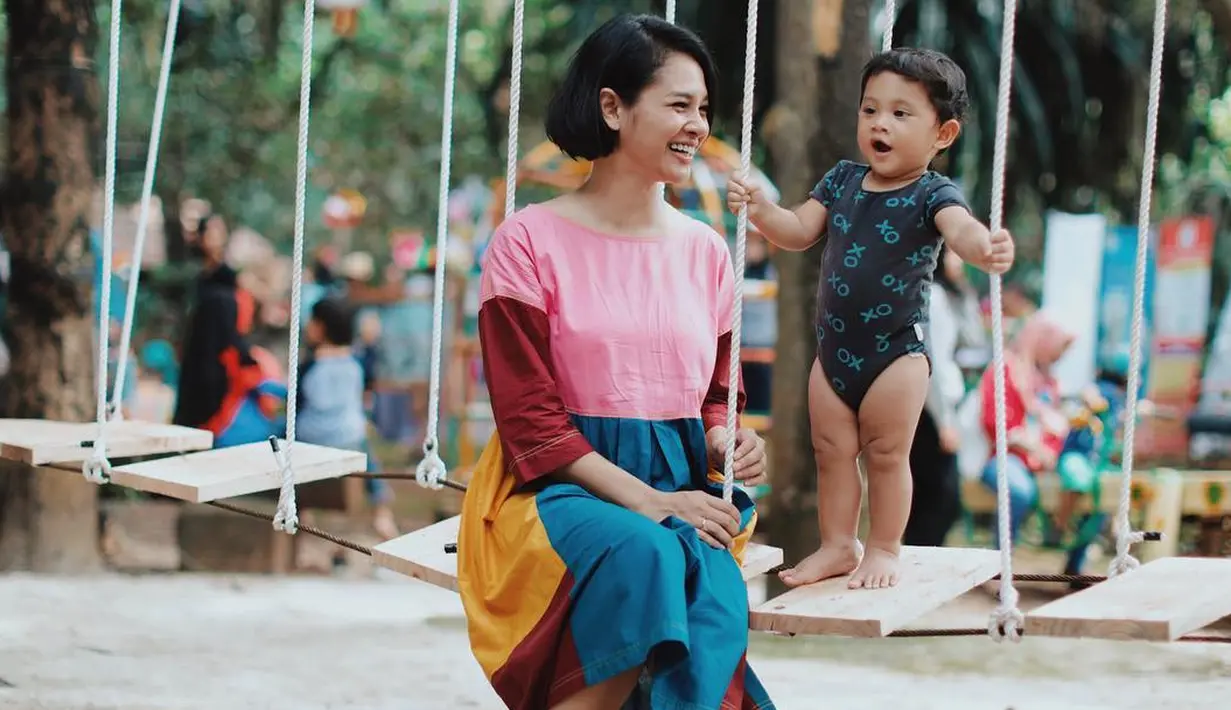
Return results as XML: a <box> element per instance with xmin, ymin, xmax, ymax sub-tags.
<box><xmin>637</xmin><ymin>490</ymin><xmax>743</xmax><ymax>550</ymax></box>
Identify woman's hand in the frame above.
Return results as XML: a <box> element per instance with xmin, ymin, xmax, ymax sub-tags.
<box><xmin>706</xmin><ymin>426</ymin><xmax>768</xmax><ymax>487</ymax></box>
<box><xmin>636</xmin><ymin>489</ymin><xmax>743</xmax><ymax>550</ymax></box>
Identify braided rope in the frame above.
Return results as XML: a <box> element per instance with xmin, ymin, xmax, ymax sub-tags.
<box><xmin>273</xmin><ymin>0</ymin><xmax>320</xmax><ymax>534</ymax></box>
<box><xmin>109</xmin><ymin>0</ymin><xmax>182</xmax><ymax>421</ymax></box>
<box><xmin>882</xmin><ymin>0</ymin><xmax>897</xmax><ymax>51</ymax></box>
<box><xmin>85</xmin><ymin>0</ymin><xmax>126</xmax><ymax>485</ymax></box>
<box><xmin>986</xmin><ymin>0</ymin><xmax>1023</xmax><ymax>642</ymax></box>
<box><xmin>502</xmin><ymin>0</ymin><xmax>525</xmax><ymax>222</ymax></box>
<box><xmin>1111</xmin><ymin>0</ymin><xmax>1169</xmax><ymax>578</ymax></box>
<box><xmin>723</xmin><ymin>0</ymin><xmax>759</xmax><ymax>502</ymax></box>
<box><xmin>415</xmin><ymin>0</ymin><xmax>462</xmax><ymax>489</ymax></box>
<box><xmin>665</xmin><ymin>0</ymin><xmax>677</xmax><ymax>24</ymax></box>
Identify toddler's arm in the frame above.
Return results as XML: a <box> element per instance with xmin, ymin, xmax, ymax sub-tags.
<box><xmin>935</xmin><ymin>206</ymin><xmax>1014</xmax><ymax>274</ymax></box>
<box><xmin>727</xmin><ymin>176</ymin><xmax>827</xmax><ymax>251</ymax></box>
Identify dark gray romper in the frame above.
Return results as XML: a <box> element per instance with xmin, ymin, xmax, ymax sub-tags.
<box><xmin>810</xmin><ymin>160</ymin><xmax>970</xmax><ymax>413</ymax></box>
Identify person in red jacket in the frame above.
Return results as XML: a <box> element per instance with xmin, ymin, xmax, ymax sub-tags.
<box><xmin>978</xmin><ymin>311</ymin><xmax>1075</xmax><ymax>544</ymax></box>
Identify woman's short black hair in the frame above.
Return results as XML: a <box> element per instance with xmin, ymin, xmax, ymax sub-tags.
<box><xmin>544</xmin><ymin>13</ymin><xmax>719</xmax><ymax>161</ymax></box>
<box><xmin>861</xmin><ymin>48</ymin><xmax>970</xmax><ymax>124</ymax></box>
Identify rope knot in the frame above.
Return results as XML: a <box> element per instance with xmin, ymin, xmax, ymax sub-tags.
<box><xmin>1109</xmin><ymin>529</ymin><xmax>1146</xmax><ymax>577</ymax></box>
<box><xmin>416</xmin><ymin>437</ymin><xmax>448</xmax><ymax>489</ymax></box>
<box><xmin>269</xmin><ymin>437</ymin><xmax>299</xmax><ymax>534</ymax></box>
<box><xmin>987</xmin><ymin>586</ymin><xmax>1025</xmax><ymax>642</ymax></box>
<box><xmin>82</xmin><ymin>440</ymin><xmax>112</xmax><ymax>485</ymax></box>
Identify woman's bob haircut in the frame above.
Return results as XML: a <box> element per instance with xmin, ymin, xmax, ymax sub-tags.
<box><xmin>544</xmin><ymin>13</ymin><xmax>719</xmax><ymax>161</ymax></box>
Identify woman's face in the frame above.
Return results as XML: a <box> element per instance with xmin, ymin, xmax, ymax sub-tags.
<box><xmin>201</xmin><ymin>216</ymin><xmax>228</xmax><ymax>262</ymax></box>
<box><xmin>600</xmin><ymin>52</ymin><xmax>710</xmax><ymax>184</ymax></box>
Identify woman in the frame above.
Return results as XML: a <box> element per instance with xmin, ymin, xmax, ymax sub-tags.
<box><xmin>905</xmin><ymin>246</ymin><xmax>983</xmax><ymax>546</ymax></box>
<box><xmin>977</xmin><ymin>311</ymin><xmax>1075</xmax><ymax>545</ymax></box>
<box><xmin>172</xmin><ymin>284</ymin><xmax>285</xmax><ymax>447</ymax></box>
<box><xmin>458</xmin><ymin>14</ymin><xmax>772</xmax><ymax>710</ymax></box>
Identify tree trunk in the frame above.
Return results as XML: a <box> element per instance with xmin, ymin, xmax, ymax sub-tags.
<box><xmin>762</xmin><ymin>0</ymin><xmax>869</xmax><ymax>596</ymax></box>
<box><xmin>0</xmin><ymin>0</ymin><xmax>103</xmax><ymax>573</ymax></box>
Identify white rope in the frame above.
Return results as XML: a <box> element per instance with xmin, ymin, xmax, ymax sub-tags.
<box><xmin>85</xmin><ymin>0</ymin><xmax>125</xmax><ymax>485</ymax></box>
<box><xmin>415</xmin><ymin>0</ymin><xmax>462</xmax><ymax>490</ymax></box>
<box><xmin>1110</xmin><ymin>0</ymin><xmax>1168</xmax><ymax>578</ymax></box>
<box><xmin>502</xmin><ymin>0</ymin><xmax>525</xmax><ymax>222</ymax></box>
<box><xmin>109</xmin><ymin>0</ymin><xmax>182</xmax><ymax>422</ymax></box>
<box><xmin>272</xmin><ymin>0</ymin><xmax>319</xmax><ymax>533</ymax></box>
<box><xmin>882</xmin><ymin>0</ymin><xmax>897</xmax><ymax>51</ymax></box>
<box><xmin>986</xmin><ymin>0</ymin><xmax>1023</xmax><ymax>642</ymax></box>
<box><xmin>722</xmin><ymin>0</ymin><xmax>759</xmax><ymax>503</ymax></box>
<box><xmin>665</xmin><ymin>0</ymin><xmax>677</xmax><ymax>24</ymax></box>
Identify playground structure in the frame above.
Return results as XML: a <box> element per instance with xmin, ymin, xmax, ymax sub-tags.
<box><xmin>4</xmin><ymin>8</ymin><xmax>1231</xmax><ymax>704</ymax></box>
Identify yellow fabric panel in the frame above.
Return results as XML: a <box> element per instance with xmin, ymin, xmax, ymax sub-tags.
<box><xmin>458</xmin><ymin>435</ymin><xmax>570</xmax><ymax>678</ymax></box>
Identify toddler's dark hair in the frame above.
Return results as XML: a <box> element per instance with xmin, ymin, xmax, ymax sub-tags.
<box><xmin>861</xmin><ymin>48</ymin><xmax>970</xmax><ymax>124</ymax></box>
<box><xmin>310</xmin><ymin>296</ymin><xmax>355</xmax><ymax>346</ymax></box>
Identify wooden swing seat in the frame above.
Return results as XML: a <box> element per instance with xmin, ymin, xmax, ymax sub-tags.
<box><xmin>107</xmin><ymin>440</ymin><xmax>366</xmax><ymax>503</ymax></box>
<box><xmin>1025</xmin><ymin>556</ymin><xmax>1231</xmax><ymax>642</ymax></box>
<box><xmin>748</xmin><ymin>546</ymin><xmax>1001</xmax><ymax>637</ymax></box>
<box><xmin>371</xmin><ymin>514</ymin><xmax>785</xmax><ymax>592</ymax></box>
<box><xmin>0</xmin><ymin>418</ymin><xmax>212</xmax><ymax>466</ymax></box>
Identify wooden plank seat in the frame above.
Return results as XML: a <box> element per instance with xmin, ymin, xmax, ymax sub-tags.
<box><xmin>106</xmin><ymin>440</ymin><xmax>366</xmax><ymax>503</ymax></box>
<box><xmin>748</xmin><ymin>546</ymin><xmax>1001</xmax><ymax>637</ymax></box>
<box><xmin>0</xmin><ymin>418</ymin><xmax>213</xmax><ymax>466</ymax></box>
<box><xmin>1025</xmin><ymin>556</ymin><xmax>1231</xmax><ymax>641</ymax></box>
<box><xmin>372</xmin><ymin>514</ymin><xmax>785</xmax><ymax>593</ymax></box>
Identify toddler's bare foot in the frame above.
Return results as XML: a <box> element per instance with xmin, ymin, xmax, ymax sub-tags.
<box><xmin>847</xmin><ymin>544</ymin><xmax>900</xmax><ymax>589</ymax></box>
<box><xmin>778</xmin><ymin>540</ymin><xmax>863</xmax><ymax>587</ymax></box>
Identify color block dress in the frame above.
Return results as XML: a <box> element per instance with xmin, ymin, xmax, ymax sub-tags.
<box><xmin>458</xmin><ymin>204</ymin><xmax>774</xmax><ymax>710</ymax></box>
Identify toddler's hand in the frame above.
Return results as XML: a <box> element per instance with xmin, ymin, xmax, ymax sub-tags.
<box><xmin>726</xmin><ymin>176</ymin><xmax>769</xmax><ymax>218</ymax></box>
<box><xmin>986</xmin><ymin>228</ymin><xmax>1015</xmax><ymax>274</ymax></box>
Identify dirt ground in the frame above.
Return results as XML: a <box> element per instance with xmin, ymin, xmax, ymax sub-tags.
<box><xmin>2</xmin><ymin>568</ymin><xmax>1229</xmax><ymax>710</ymax></box>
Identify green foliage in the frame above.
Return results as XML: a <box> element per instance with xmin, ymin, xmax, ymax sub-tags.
<box><xmin>100</xmin><ymin>0</ymin><xmax>605</xmax><ymax>257</ymax></box>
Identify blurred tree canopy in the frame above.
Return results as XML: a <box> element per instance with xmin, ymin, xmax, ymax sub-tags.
<box><xmin>0</xmin><ymin>0</ymin><xmax>1227</xmax><ymax>268</ymax></box>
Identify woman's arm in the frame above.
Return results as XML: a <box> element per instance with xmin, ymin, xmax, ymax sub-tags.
<box><xmin>701</xmin><ymin>331</ymin><xmax>746</xmax><ymax>435</ymax></box>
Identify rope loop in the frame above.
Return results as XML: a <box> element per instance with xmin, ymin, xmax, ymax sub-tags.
<box><xmin>415</xmin><ymin>440</ymin><xmax>448</xmax><ymax>490</ymax></box>
<box><xmin>82</xmin><ymin>440</ymin><xmax>112</xmax><ymax>485</ymax></box>
<box><xmin>269</xmin><ymin>438</ymin><xmax>299</xmax><ymax>534</ymax></box>
<box><xmin>987</xmin><ymin>585</ymin><xmax>1025</xmax><ymax>643</ymax></box>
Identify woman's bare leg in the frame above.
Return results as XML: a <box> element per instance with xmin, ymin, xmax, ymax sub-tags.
<box><xmin>549</xmin><ymin>668</ymin><xmax>642</xmax><ymax>710</ymax></box>
<box><xmin>778</xmin><ymin>358</ymin><xmax>864</xmax><ymax>588</ymax></box>
<box><xmin>848</xmin><ymin>353</ymin><xmax>931</xmax><ymax>589</ymax></box>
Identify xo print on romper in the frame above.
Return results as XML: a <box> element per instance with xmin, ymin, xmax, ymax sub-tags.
<box><xmin>877</xmin><ymin>219</ymin><xmax>901</xmax><ymax>244</ymax></box>
<box><xmin>843</xmin><ymin>242</ymin><xmax>865</xmax><ymax>268</ymax></box>
<box><xmin>881</xmin><ymin>274</ymin><xmax>908</xmax><ymax>295</ymax></box>
<box><xmin>832</xmin><ymin>212</ymin><xmax>853</xmax><ymax>235</ymax></box>
<box><xmin>875</xmin><ymin>333</ymin><xmax>891</xmax><ymax>353</ymax></box>
<box><xmin>828</xmin><ymin>272</ymin><xmax>851</xmax><ymax>297</ymax></box>
<box><xmin>837</xmin><ymin>347</ymin><xmax>864</xmax><ymax>372</ymax></box>
<box><xmin>906</xmin><ymin>244</ymin><xmax>938</xmax><ymax>267</ymax></box>
<box><xmin>861</xmin><ymin>303</ymin><xmax>893</xmax><ymax>323</ymax></box>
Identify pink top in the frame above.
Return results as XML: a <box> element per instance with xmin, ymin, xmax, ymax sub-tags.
<box><xmin>480</xmin><ymin>203</ymin><xmax>736</xmax><ymax>421</ymax></box>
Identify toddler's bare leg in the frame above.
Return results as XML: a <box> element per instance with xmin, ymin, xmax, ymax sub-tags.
<box><xmin>849</xmin><ymin>353</ymin><xmax>931</xmax><ymax>589</ymax></box>
<box><xmin>778</xmin><ymin>358</ymin><xmax>864</xmax><ymax>588</ymax></box>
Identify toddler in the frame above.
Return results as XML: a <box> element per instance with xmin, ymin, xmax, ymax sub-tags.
<box><xmin>728</xmin><ymin>48</ymin><xmax>1014</xmax><ymax>589</ymax></box>
<box><xmin>297</xmin><ymin>297</ymin><xmax>398</xmax><ymax>540</ymax></box>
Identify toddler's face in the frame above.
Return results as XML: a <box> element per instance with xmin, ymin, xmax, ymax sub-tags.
<box><xmin>856</xmin><ymin>71</ymin><xmax>959</xmax><ymax>180</ymax></box>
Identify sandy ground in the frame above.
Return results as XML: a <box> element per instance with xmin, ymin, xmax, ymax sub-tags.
<box><xmin>2</xmin><ymin>570</ymin><xmax>1230</xmax><ymax>710</ymax></box>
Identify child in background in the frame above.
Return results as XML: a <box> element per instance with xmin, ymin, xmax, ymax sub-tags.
<box><xmin>297</xmin><ymin>297</ymin><xmax>399</xmax><ymax>540</ymax></box>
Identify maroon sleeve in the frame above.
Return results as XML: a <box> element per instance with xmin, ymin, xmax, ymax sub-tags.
<box><xmin>479</xmin><ymin>296</ymin><xmax>594</xmax><ymax>487</ymax></box>
<box><xmin>701</xmin><ymin>330</ymin><xmax>746</xmax><ymax>432</ymax></box>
